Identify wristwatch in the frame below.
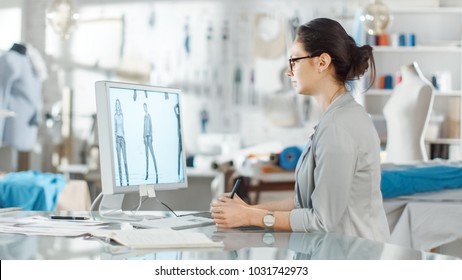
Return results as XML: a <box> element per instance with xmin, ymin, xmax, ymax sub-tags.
<box><xmin>262</xmin><ymin>233</ymin><xmax>275</xmax><ymax>246</ymax></box>
<box><xmin>263</xmin><ymin>211</ymin><xmax>275</xmax><ymax>228</ymax></box>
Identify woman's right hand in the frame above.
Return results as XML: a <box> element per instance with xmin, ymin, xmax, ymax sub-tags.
<box><xmin>221</xmin><ymin>192</ymin><xmax>248</xmax><ymax>207</ymax></box>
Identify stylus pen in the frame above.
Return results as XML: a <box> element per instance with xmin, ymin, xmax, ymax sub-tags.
<box><xmin>230</xmin><ymin>177</ymin><xmax>242</xmax><ymax>199</ymax></box>
<box><xmin>50</xmin><ymin>216</ymin><xmax>89</xmax><ymax>220</ymax></box>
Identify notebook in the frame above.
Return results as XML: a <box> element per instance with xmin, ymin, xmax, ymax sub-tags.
<box><xmin>90</xmin><ymin>228</ymin><xmax>223</xmax><ymax>249</ymax></box>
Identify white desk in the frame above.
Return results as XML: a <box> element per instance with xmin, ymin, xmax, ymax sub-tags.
<box><xmin>0</xmin><ymin>211</ymin><xmax>458</xmax><ymax>260</ymax></box>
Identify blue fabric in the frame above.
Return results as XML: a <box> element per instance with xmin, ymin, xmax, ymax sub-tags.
<box><xmin>0</xmin><ymin>171</ymin><xmax>66</xmax><ymax>210</ymax></box>
<box><xmin>381</xmin><ymin>165</ymin><xmax>462</xmax><ymax>199</ymax></box>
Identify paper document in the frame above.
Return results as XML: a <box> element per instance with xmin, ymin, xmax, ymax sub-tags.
<box><xmin>0</xmin><ymin>216</ymin><xmax>109</xmax><ymax>237</ymax></box>
<box><xmin>90</xmin><ymin>228</ymin><xmax>223</xmax><ymax>249</ymax></box>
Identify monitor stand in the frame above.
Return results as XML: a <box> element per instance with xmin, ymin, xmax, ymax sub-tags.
<box><xmin>98</xmin><ymin>194</ymin><xmax>144</xmax><ymax>221</ymax></box>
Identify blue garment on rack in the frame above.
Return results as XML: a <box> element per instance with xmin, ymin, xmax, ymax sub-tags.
<box><xmin>381</xmin><ymin>165</ymin><xmax>462</xmax><ymax>199</ymax></box>
<box><xmin>0</xmin><ymin>171</ymin><xmax>66</xmax><ymax>210</ymax></box>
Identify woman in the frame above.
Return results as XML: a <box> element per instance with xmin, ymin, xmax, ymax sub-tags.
<box><xmin>211</xmin><ymin>18</ymin><xmax>390</xmax><ymax>242</ymax></box>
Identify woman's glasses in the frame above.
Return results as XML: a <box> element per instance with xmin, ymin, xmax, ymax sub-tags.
<box><xmin>288</xmin><ymin>55</ymin><xmax>318</xmax><ymax>72</ymax></box>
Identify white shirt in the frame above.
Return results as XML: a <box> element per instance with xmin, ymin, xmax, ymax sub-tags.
<box><xmin>290</xmin><ymin>93</ymin><xmax>390</xmax><ymax>242</ymax></box>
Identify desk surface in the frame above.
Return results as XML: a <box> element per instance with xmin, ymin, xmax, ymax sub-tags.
<box><xmin>0</xmin><ymin>211</ymin><xmax>458</xmax><ymax>260</ymax></box>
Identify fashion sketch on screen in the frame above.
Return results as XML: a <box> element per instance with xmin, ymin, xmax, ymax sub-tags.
<box><xmin>114</xmin><ymin>99</ymin><xmax>129</xmax><ymax>186</ymax></box>
<box><xmin>143</xmin><ymin>102</ymin><xmax>159</xmax><ymax>183</ymax></box>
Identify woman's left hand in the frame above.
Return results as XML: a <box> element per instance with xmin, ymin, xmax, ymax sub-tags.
<box><xmin>210</xmin><ymin>195</ymin><xmax>251</xmax><ymax>228</ymax></box>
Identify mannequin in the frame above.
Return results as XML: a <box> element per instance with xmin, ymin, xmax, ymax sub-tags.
<box><xmin>0</xmin><ymin>43</ymin><xmax>42</xmax><ymax>151</ymax></box>
<box><xmin>10</xmin><ymin>43</ymin><xmax>27</xmax><ymax>55</ymax></box>
<box><xmin>383</xmin><ymin>62</ymin><xmax>434</xmax><ymax>163</ymax></box>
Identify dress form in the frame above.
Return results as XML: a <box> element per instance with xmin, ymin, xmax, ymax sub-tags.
<box><xmin>383</xmin><ymin>62</ymin><xmax>434</xmax><ymax>163</ymax></box>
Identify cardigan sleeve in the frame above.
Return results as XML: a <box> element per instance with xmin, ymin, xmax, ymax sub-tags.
<box><xmin>290</xmin><ymin>122</ymin><xmax>357</xmax><ymax>232</ymax></box>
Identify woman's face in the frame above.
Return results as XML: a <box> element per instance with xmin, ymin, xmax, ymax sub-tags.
<box><xmin>287</xmin><ymin>40</ymin><xmax>319</xmax><ymax>95</ymax></box>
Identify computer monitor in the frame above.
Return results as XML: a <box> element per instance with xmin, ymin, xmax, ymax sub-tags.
<box><xmin>95</xmin><ymin>81</ymin><xmax>187</xmax><ymax>220</ymax></box>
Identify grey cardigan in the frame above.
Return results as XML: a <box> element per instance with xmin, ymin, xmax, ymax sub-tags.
<box><xmin>290</xmin><ymin>93</ymin><xmax>390</xmax><ymax>242</ymax></box>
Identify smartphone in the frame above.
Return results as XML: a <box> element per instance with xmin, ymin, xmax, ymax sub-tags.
<box><xmin>50</xmin><ymin>216</ymin><xmax>89</xmax><ymax>220</ymax></box>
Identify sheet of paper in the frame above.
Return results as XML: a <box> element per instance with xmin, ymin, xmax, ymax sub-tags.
<box><xmin>0</xmin><ymin>216</ymin><xmax>109</xmax><ymax>236</ymax></box>
<box><xmin>131</xmin><ymin>216</ymin><xmax>214</xmax><ymax>230</ymax></box>
<box><xmin>91</xmin><ymin>228</ymin><xmax>223</xmax><ymax>249</ymax></box>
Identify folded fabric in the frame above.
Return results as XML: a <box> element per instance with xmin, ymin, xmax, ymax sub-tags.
<box><xmin>381</xmin><ymin>165</ymin><xmax>462</xmax><ymax>199</ymax></box>
<box><xmin>0</xmin><ymin>171</ymin><xmax>66</xmax><ymax>210</ymax></box>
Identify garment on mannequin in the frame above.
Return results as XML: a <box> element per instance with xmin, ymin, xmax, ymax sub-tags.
<box><xmin>0</xmin><ymin>42</ymin><xmax>42</xmax><ymax>151</ymax></box>
<box><xmin>383</xmin><ymin>62</ymin><xmax>434</xmax><ymax>163</ymax></box>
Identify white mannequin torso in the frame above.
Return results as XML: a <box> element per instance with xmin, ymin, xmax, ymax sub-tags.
<box><xmin>383</xmin><ymin>62</ymin><xmax>434</xmax><ymax>163</ymax></box>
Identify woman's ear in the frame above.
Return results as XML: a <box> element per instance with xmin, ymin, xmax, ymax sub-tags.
<box><xmin>318</xmin><ymin>53</ymin><xmax>332</xmax><ymax>73</ymax></box>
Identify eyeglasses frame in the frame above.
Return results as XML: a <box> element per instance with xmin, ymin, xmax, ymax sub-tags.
<box><xmin>288</xmin><ymin>54</ymin><xmax>319</xmax><ymax>73</ymax></box>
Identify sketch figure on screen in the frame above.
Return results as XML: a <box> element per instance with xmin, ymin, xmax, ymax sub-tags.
<box><xmin>143</xmin><ymin>103</ymin><xmax>159</xmax><ymax>183</ymax></box>
<box><xmin>114</xmin><ymin>99</ymin><xmax>129</xmax><ymax>186</ymax></box>
<box><xmin>174</xmin><ymin>103</ymin><xmax>183</xmax><ymax>180</ymax></box>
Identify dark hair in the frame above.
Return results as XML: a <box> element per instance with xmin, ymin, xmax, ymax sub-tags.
<box><xmin>296</xmin><ymin>18</ymin><xmax>375</xmax><ymax>91</ymax></box>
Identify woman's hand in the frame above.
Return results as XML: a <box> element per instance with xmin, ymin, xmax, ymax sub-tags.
<box><xmin>210</xmin><ymin>194</ymin><xmax>252</xmax><ymax>228</ymax></box>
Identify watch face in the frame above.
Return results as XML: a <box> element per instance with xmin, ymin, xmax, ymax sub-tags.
<box><xmin>262</xmin><ymin>233</ymin><xmax>275</xmax><ymax>246</ymax></box>
<box><xmin>264</xmin><ymin>213</ymin><xmax>275</xmax><ymax>227</ymax></box>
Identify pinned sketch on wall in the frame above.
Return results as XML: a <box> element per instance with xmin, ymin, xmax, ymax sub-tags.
<box><xmin>205</xmin><ymin>20</ymin><xmax>214</xmax><ymax>65</ymax></box>
<box><xmin>184</xmin><ymin>18</ymin><xmax>191</xmax><ymax>57</ymax></box>
<box><xmin>254</xmin><ymin>14</ymin><xmax>286</xmax><ymax>59</ymax></box>
<box><xmin>249</xmin><ymin>69</ymin><xmax>257</xmax><ymax>105</ymax></box>
<box><xmin>233</xmin><ymin>66</ymin><xmax>242</xmax><ymax>105</ymax></box>
<box><xmin>288</xmin><ymin>12</ymin><xmax>300</xmax><ymax>41</ymax></box>
<box><xmin>204</xmin><ymin>21</ymin><xmax>213</xmax><ymax>97</ymax></box>
<box><xmin>200</xmin><ymin>108</ymin><xmax>209</xmax><ymax>134</ymax></box>
<box><xmin>221</xmin><ymin>20</ymin><xmax>229</xmax><ymax>64</ymax></box>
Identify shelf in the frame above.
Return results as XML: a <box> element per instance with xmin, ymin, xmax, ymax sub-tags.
<box><xmin>365</xmin><ymin>6</ymin><xmax>462</xmax><ymax>160</ymax></box>
<box><xmin>425</xmin><ymin>138</ymin><xmax>462</xmax><ymax>145</ymax></box>
<box><xmin>366</xmin><ymin>89</ymin><xmax>462</xmax><ymax>97</ymax></box>
<box><xmin>373</xmin><ymin>46</ymin><xmax>462</xmax><ymax>53</ymax></box>
<box><xmin>392</xmin><ymin>7</ymin><xmax>462</xmax><ymax>14</ymax></box>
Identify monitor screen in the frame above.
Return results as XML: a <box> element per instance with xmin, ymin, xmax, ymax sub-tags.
<box><xmin>95</xmin><ymin>81</ymin><xmax>187</xmax><ymax>195</ymax></box>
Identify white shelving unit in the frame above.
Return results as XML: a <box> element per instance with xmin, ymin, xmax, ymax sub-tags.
<box><xmin>364</xmin><ymin>6</ymin><xmax>462</xmax><ymax>160</ymax></box>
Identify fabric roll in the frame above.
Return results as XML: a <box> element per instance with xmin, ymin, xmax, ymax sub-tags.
<box><xmin>278</xmin><ymin>145</ymin><xmax>303</xmax><ymax>170</ymax></box>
